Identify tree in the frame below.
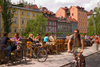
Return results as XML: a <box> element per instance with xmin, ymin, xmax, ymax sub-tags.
<box><xmin>17</xmin><ymin>0</ymin><xmax>31</xmax><ymax>6</ymax></box>
<box><xmin>21</xmin><ymin>13</ymin><xmax>47</xmax><ymax>38</ymax></box>
<box><xmin>0</xmin><ymin>0</ymin><xmax>14</xmax><ymax>33</ymax></box>
<box><xmin>88</xmin><ymin>7</ymin><xmax>100</xmax><ymax>36</ymax></box>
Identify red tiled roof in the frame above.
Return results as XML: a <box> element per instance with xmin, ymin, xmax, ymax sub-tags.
<box><xmin>67</xmin><ymin>17</ymin><xmax>77</xmax><ymax>22</ymax></box>
<box><xmin>62</xmin><ymin>7</ymin><xmax>69</xmax><ymax>10</ymax></box>
<box><xmin>25</xmin><ymin>5</ymin><xmax>39</xmax><ymax>9</ymax></box>
<box><xmin>41</xmin><ymin>7</ymin><xmax>57</xmax><ymax>20</ymax></box>
<box><xmin>87</xmin><ymin>10</ymin><xmax>93</xmax><ymax>15</ymax></box>
<box><xmin>46</xmin><ymin>16</ymin><xmax>57</xmax><ymax>21</ymax></box>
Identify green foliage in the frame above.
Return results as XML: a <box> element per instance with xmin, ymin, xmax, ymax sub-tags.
<box><xmin>66</xmin><ymin>33</ymin><xmax>72</xmax><ymax>35</ymax></box>
<box><xmin>88</xmin><ymin>7</ymin><xmax>100</xmax><ymax>36</ymax></box>
<box><xmin>21</xmin><ymin>13</ymin><xmax>47</xmax><ymax>38</ymax></box>
<box><xmin>17</xmin><ymin>0</ymin><xmax>31</xmax><ymax>6</ymax></box>
<box><xmin>56</xmin><ymin>32</ymin><xmax>63</xmax><ymax>35</ymax></box>
<box><xmin>0</xmin><ymin>0</ymin><xmax>14</xmax><ymax>33</ymax></box>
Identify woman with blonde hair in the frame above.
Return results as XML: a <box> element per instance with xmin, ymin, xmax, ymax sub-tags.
<box><xmin>27</xmin><ymin>34</ymin><xmax>35</xmax><ymax>42</ymax></box>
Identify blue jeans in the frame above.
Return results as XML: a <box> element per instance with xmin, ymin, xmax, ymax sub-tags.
<box><xmin>1</xmin><ymin>45</ymin><xmax>11</xmax><ymax>57</ymax></box>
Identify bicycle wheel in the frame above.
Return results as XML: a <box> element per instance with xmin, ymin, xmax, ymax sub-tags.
<box><xmin>80</xmin><ymin>56</ymin><xmax>86</xmax><ymax>67</ymax></box>
<box><xmin>37</xmin><ymin>48</ymin><xmax>47</xmax><ymax>62</ymax></box>
<box><xmin>70</xmin><ymin>62</ymin><xmax>77</xmax><ymax>67</ymax></box>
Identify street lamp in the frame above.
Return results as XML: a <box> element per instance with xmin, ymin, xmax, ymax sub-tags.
<box><xmin>92</xmin><ymin>10</ymin><xmax>98</xmax><ymax>51</ymax></box>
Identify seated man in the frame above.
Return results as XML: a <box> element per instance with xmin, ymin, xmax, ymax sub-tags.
<box><xmin>49</xmin><ymin>33</ymin><xmax>56</xmax><ymax>45</ymax></box>
<box><xmin>0</xmin><ymin>32</ymin><xmax>12</xmax><ymax>59</ymax></box>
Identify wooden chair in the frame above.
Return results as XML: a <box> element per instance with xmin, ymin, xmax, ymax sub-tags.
<box><xmin>51</xmin><ymin>41</ymin><xmax>58</xmax><ymax>54</ymax></box>
<box><xmin>60</xmin><ymin>40</ymin><xmax>64</xmax><ymax>52</ymax></box>
<box><xmin>64</xmin><ymin>39</ymin><xmax>68</xmax><ymax>51</ymax></box>
<box><xmin>14</xmin><ymin>43</ymin><xmax>27</xmax><ymax>65</ymax></box>
<box><xmin>0</xmin><ymin>45</ymin><xmax>9</xmax><ymax>65</ymax></box>
<box><xmin>58</xmin><ymin>40</ymin><xmax>62</xmax><ymax>52</ymax></box>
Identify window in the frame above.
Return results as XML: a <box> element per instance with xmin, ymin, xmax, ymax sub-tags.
<box><xmin>9</xmin><ymin>9</ymin><xmax>12</xmax><ymax>13</ymax></box>
<box><xmin>14</xmin><ymin>10</ymin><xmax>17</xmax><ymax>14</ymax></box>
<box><xmin>27</xmin><ymin>12</ymin><xmax>29</xmax><ymax>16</ymax></box>
<box><xmin>58</xmin><ymin>25</ymin><xmax>60</xmax><ymax>29</ymax></box>
<box><xmin>10</xmin><ymin>27</ymin><xmax>12</xmax><ymax>33</ymax></box>
<box><xmin>22</xmin><ymin>11</ymin><xmax>24</xmax><ymax>15</ymax></box>
<box><xmin>55</xmin><ymin>22</ymin><xmax>56</xmax><ymax>26</ymax></box>
<box><xmin>22</xmin><ymin>27</ymin><xmax>24</xmax><ymax>31</ymax></box>
<box><xmin>45</xmin><ymin>14</ymin><xmax>47</xmax><ymax>17</ymax></box>
<box><xmin>33</xmin><ymin>13</ymin><xmax>35</xmax><ymax>16</ymax></box>
<box><xmin>44</xmin><ymin>9</ymin><xmax>46</xmax><ymax>11</ymax></box>
<box><xmin>9</xmin><ymin>19</ymin><xmax>12</xmax><ymax>23</ymax></box>
<box><xmin>49</xmin><ymin>22</ymin><xmax>51</xmax><ymax>25</ymax></box>
<box><xmin>14</xmin><ymin>18</ymin><xmax>17</xmax><ymax>24</ymax></box>
<box><xmin>79</xmin><ymin>13</ymin><xmax>80</xmax><ymax>16</ymax></box>
<box><xmin>14</xmin><ymin>27</ymin><xmax>17</xmax><ymax>33</ymax></box>
<box><xmin>55</xmin><ymin>27</ymin><xmax>56</xmax><ymax>32</ymax></box>
<box><xmin>72</xmin><ymin>13</ymin><xmax>74</xmax><ymax>16</ymax></box>
<box><xmin>22</xmin><ymin>18</ymin><xmax>24</xmax><ymax>24</ymax></box>
<box><xmin>27</xmin><ymin>19</ymin><xmax>29</xmax><ymax>24</ymax></box>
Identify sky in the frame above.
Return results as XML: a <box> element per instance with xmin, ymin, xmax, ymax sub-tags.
<box><xmin>11</xmin><ymin>0</ymin><xmax>100</xmax><ymax>13</ymax></box>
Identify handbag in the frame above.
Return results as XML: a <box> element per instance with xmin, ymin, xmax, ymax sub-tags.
<box><xmin>17</xmin><ymin>41</ymin><xmax>22</xmax><ymax>50</ymax></box>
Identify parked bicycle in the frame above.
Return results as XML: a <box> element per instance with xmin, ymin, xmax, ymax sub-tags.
<box><xmin>25</xmin><ymin>41</ymin><xmax>47</xmax><ymax>62</ymax></box>
<box><xmin>70</xmin><ymin>51</ymin><xmax>86</xmax><ymax>67</ymax></box>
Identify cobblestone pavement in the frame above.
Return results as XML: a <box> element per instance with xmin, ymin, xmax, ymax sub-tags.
<box><xmin>62</xmin><ymin>52</ymin><xmax>100</xmax><ymax>67</ymax></box>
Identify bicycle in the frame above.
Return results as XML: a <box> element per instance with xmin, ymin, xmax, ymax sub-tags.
<box><xmin>70</xmin><ymin>51</ymin><xmax>86</xmax><ymax>67</ymax></box>
<box><xmin>25</xmin><ymin>41</ymin><xmax>47</xmax><ymax>62</ymax></box>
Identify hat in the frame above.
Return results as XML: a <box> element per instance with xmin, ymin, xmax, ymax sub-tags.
<box><xmin>45</xmin><ymin>33</ymin><xmax>48</xmax><ymax>36</ymax></box>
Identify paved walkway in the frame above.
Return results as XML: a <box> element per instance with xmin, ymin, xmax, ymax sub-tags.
<box><xmin>1</xmin><ymin>45</ymin><xmax>100</xmax><ymax>67</ymax></box>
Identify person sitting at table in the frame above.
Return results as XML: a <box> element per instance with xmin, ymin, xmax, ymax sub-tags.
<box><xmin>0</xmin><ymin>32</ymin><xmax>12</xmax><ymax>59</ymax></box>
<box><xmin>11</xmin><ymin>32</ymin><xmax>21</xmax><ymax>52</ymax></box>
<box><xmin>49</xmin><ymin>33</ymin><xmax>56</xmax><ymax>45</ymax></box>
<box><xmin>27</xmin><ymin>34</ymin><xmax>35</xmax><ymax>42</ymax></box>
<box><xmin>35</xmin><ymin>33</ymin><xmax>42</xmax><ymax>46</ymax></box>
<box><xmin>44</xmin><ymin>33</ymin><xmax>51</xmax><ymax>45</ymax></box>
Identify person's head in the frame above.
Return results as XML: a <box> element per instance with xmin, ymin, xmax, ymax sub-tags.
<box><xmin>51</xmin><ymin>33</ymin><xmax>54</xmax><ymax>36</ymax></box>
<box><xmin>45</xmin><ymin>33</ymin><xmax>48</xmax><ymax>36</ymax></box>
<box><xmin>82</xmin><ymin>34</ymin><xmax>85</xmax><ymax>37</ymax></box>
<box><xmin>3</xmin><ymin>32</ymin><xmax>8</xmax><ymax>36</ymax></box>
<box><xmin>74</xmin><ymin>29</ymin><xmax>79</xmax><ymax>37</ymax></box>
<box><xmin>15</xmin><ymin>32</ymin><xmax>19</xmax><ymax>37</ymax></box>
<box><xmin>67</xmin><ymin>34</ymin><xmax>70</xmax><ymax>36</ymax></box>
<box><xmin>29</xmin><ymin>34</ymin><xmax>33</xmax><ymax>38</ymax></box>
<box><xmin>37</xmin><ymin>33</ymin><xmax>40</xmax><ymax>38</ymax></box>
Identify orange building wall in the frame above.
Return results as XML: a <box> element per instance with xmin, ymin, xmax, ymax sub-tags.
<box><xmin>56</xmin><ymin>7</ymin><xmax>66</xmax><ymax>18</ymax></box>
<box><xmin>70</xmin><ymin>6</ymin><xmax>78</xmax><ymax>21</ymax></box>
<box><xmin>70</xmin><ymin>6</ymin><xmax>87</xmax><ymax>33</ymax></box>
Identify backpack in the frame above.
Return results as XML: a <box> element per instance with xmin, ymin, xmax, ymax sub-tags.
<box><xmin>71</xmin><ymin>34</ymin><xmax>81</xmax><ymax>46</ymax></box>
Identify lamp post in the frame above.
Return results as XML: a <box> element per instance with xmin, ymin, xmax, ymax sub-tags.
<box><xmin>92</xmin><ymin>10</ymin><xmax>98</xmax><ymax>51</ymax></box>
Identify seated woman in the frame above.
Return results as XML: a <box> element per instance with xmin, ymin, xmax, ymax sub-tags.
<box><xmin>27</xmin><ymin>34</ymin><xmax>35</xmax><ymax>42</ymax></box>
<box><xmin>44</xmin><ymin>33</ymin><xmax>51</xmax><ymax>45</ymax></box>
<box><xmin>11</xmin><ymin>32</ymin><xmax>21</xmax><ymax>52</ymax></box>
<box><xmin>35</xmin><ymin>33</ymin><xmax>42</xmax><ymax>46</ymax></box>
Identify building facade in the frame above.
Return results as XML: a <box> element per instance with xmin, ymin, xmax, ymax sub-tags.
<box><xmin>57</xmin><ymin>17</ymin><xmax>72</xmax><ymax>36</ymax></box>
<box><xmin>56</xmin><ymin>6</ymin><xmax>88</xmax><ymax>33</ymax></box>
<box><xmin>70</xmin><ymin>6</ymin><xmax>88</xmax><ymax>33</ymax></box>
<box><xmin>0</xmin><ymin>5</ymin><xmax>41</xmax><ymax>37</ymax></box>
<box><xmin>67</xmin><ymin>17</ymin><xmax>78</xmax><ymax>33</ymax></box>
<box><xmin>56</xmin><ymin>7</ymin><xmax>70</xmax><ymax>18</ymax></box>
<box><xmin>41</xmin><ymin>7</ymin><xmax>57</xmax><ymax>33</ymax></box>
